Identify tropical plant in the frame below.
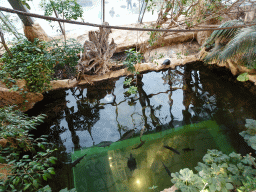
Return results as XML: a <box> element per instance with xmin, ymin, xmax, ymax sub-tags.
<box><xmin>240</xmin><ymin>119</ymin><xmax>256</xmax><ymax>150</ymax></box>
<box><xmin>203</xmin><ymin>20</ymin><xmax>256</xmax><ymax>82</ymax></box>
<box><xmin>171</xmin><ymin>149</ymin><xmax>256</xmax><ymax>192</ymax></box>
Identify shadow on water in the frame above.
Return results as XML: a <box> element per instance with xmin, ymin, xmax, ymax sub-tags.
<box><xmin>26</xmin><ymin>61</ymin><xmax>256</xmax><ymax>191</ymax></box>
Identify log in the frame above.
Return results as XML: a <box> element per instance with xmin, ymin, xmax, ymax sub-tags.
<box><xmin>77</xmin><ymin>22</ymin><xmax>117</xmax><ymax>79</ymax></box>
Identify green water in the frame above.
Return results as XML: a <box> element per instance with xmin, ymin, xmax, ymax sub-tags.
<box><xmin>72</xmin><ymin>120</ymin><xmax>234</xmax><ymax>192</ymax></box>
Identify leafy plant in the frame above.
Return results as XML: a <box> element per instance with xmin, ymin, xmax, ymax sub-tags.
<box><xmin>46</xmin><ymin>38</ymin><xmax>83</xmax><ymax>79</ymax></box>
<box><xmin>176</xmin><ymin>52</ymin><xmax>182</xmax><ymax>59</ymax></box>
<box><xmin>123</xmin><ymin>48</ymin><xmax>143</xmax><ymax>73</ymax></box>
<box><xmin>203</xmin><ymin>20</ymin><xmax>256</xmax><ymax>81</ymax></box>
<box><xmin>0</xmin><ymin>105</ymin><xmax>58</xmax><ymax>191</ymax></box>
<box><xmin>237</xmin><ymin>176</ymin><xmax>256</xmax><ymax>192</ymax></box>
<box><xmin>171</xmin><ymin>149</ymin><xmax>256</xmax><ymax>192</ymax></box>
<box><xmin>40</xmin><ymin>0</ymin><xmax>83</xmax><ymax>21</ymax></box>
<box><xmin>0</xmin><ymin>38</ymin><xmax>53</xmax><ymax>93</ymax></box>
<box><xmin>239</xmin><ymin>119</ymin><xmax>256</xmax><ymax>150</ymax></box>
<box><xmin>123</xmin><ymin>48</ymin><xmax>143</xmax><ymax>94</ymax></box>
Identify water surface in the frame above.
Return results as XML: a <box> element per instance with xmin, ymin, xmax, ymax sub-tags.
<box><xmin>27</xmin><ymin>62</ymin><xmax>256</xmax><ymax>191</ymax></box>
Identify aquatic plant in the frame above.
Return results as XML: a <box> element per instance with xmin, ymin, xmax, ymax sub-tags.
<box><xmin>0</xmin><ymin>105</ymin><xmax>58</xmax><ymax>191</ymax></box>
<box><xmin>171</xmin><ymin>149</ymin><xmax>256</xmax><ymax>192</ymax></box>
<box><xmin>239</xmin><ymin>119</ymin><xmax>256</xmax><ymax>150</ymax></box>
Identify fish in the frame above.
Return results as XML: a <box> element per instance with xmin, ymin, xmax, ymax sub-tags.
<box><xmin>127</xmin><ymin>153</ymin><xmax>137</xmax><ymax>171</ymax></box>
<box><xmin>132</xmin><ymin>140</ymin><xmax>145</xmax><ymax>150</ymax></box>
<box><xmin>161</xmin><ymin>161</ymin><xmax>171</xmax><ymax>177</ymax></box>
<box><xmin>95</xmin><ymin>141</ymin><xmax>113</xmax><ymax>147</ymax></box>
<box><xmin>163</xmin><ymin>145</ymin><xmax>180</xmax><ymax>155</ymax></box>
<box><xmin>182</xmin><ymin>148</ymin><xmax>195</xmax><ymax>152</ymax></box>
<box><xmin>65</xmin><ymin>154</ymin><xmax>87</xmax><ymax>168</ymax></box>
<box><xmin>117</xmin><ymin>129</ymin><xmax>135</xmax><ymax>142</ymax></box>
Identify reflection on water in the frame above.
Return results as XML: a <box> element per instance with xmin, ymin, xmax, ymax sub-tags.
<box><xmin>26</xmin><ymin>62</ymin><xmax>256</xmax><ymax>191</ymax></box>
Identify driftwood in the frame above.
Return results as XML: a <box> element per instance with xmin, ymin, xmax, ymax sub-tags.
<box><xmin>77</xmin><ymin>22</ymin><xmax>117</xmax><ymax>81</ymax></box>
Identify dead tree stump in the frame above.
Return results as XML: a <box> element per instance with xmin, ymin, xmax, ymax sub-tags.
<box><xmin>77</xmin><ymin>22</ymin><xmax>116</xmax><ymax>80</ymax></box>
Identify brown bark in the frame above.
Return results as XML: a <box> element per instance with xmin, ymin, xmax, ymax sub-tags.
<box><xmin>77</xmin><ymin>22</ymin><xmax>117</xmax><ymax>80</ymax></box>
<box><xmin>0</xmin><ymin>27</ymin><xmax>12</xmax><ymax>58</ymax></box>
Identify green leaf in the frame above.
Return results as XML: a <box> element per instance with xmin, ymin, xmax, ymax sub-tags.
<box><xmin>179</xmin><ymin>168</ymin><xmax>194</xmax><ymax>182</ymax></box>
<box><xmin>33</xmin><ymin>179</ymin><xmax>39</xmax><ymax>188</ymax></box>
<box><xmin>23</xmin><ymin>183</ymin><xmax>32</xmax><ymax>190</ymax></box>
<box><xmin>43</xmin><ymin>175</ymin><xmax>48</xmax><ymax>181</ymax></box>
<box><xmin>23</xmin><ymin>155</ymin><xmax>29</xmax><ymax>159</ymax></box>
<box><xmin>237</xmin><ymin>73</ymin><xmax>249</xmax><ymax>82</ymax></box>
<box><xmin>225</xmin><ymin>183</ymin><xmax>234</xmax><ymax>190</ymax></box>
<box><xmin>48</xmin><ymin>168</ymin><xmax>55</xmax><ymax>175</ymax></box>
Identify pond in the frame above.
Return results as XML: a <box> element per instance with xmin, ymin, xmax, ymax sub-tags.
<box><xmin>26</xmin><ymin>61</ymin><xmax>256</xmax><ymax>192</ymax></box>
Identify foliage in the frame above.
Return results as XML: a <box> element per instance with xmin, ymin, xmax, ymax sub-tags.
<box><xmin>123</xmin><ymin>48</ymin><xmax>143</xmax><ymax>73</ymax></box>
<box><xmin>143</xmin><ymin>0</ymin><xmax>227</xmax><ymax>49</ymax></box>
<box><xmin>0</xmin><ymin>12</ymin><xmax>22</xmax><ymax>40</ymax></box>
<box><xmin>237</xmin><ymin>176</ymin><xmax>256</xmax><ymax>192</ymax></box>
<box><xmin>0</xmin><ymin>38</ymin><xmax>53</xmax><ymax>93</ymax></box>
<box><xmin>123</xmin><ymin>48</ymin><xmax>143</xmax><ymax>95</ymax></box>
<box><xmin>40</xmin><ymin>0</ymin><xmax>83</xmax><ymax>33</ymax></box>
<box><xmin>0</xmin><ymin>105</ymin><xmax>58</xmax><ymax>191</ymax></box>
<box><xmin>20</xmin><ymin>0</ymin><xmax>33</xmax><ymax>10</ymax></box>
<box><xmin>203</xmin><ymin>20</ymin><xmax>256</xmax><ymax>82</ymax></box>
<box><xmin>203</xmin><ymin>20</ymin><xmax>244</xmax><ymax>48</ymax></box>
<box><xmin>171</xmin><ymin>149</ymin><xmax>256</xmax><ymax>192</ymax></box>
<box><xmin>240</xmin><ymin>119</ymin><xmax>256</xmax><ymax>150</ymax></box>
<box><xmin>40</xmin><ymin>0</ymin><xmax>83</xmax><ymax>21</ymax></box>
<box><xmin>219</xmin><ymin>25</ymin><xmax>256</xmax><ymax>68</ymax></box>
<box><xmin>46</xmin><ymin>38</ymin><xmax>83</xmax><ymax>79</ymax></box>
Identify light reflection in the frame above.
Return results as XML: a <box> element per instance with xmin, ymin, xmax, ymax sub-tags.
<box><xmin>136</xmin><ymin>179</ymin><xmax>140</xmax><ymax>184</ymax></box>
<box><xmin>109</xmin><ymin>157</ymin><xmax>112</xmax><ymax>160</ymax></box>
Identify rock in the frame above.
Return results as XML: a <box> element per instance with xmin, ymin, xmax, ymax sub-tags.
<box><xmin>24</xmin><ymin>23</ymin><xmax>50</xmax><ymax>42</ymax></box>
<box><xmin>162</xmin><ymin>59</ymin><xmax>171</xmax><ymax>65</ymax></box>
<box><xmin>0</xmin><ymin>87</ymin><xmax>43</xmax><ymax>112</ymax></box>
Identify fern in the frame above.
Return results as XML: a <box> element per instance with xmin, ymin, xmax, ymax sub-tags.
<box><xmin>219</xmin><ymin>26</ymin><xmax>256</xmax><ymax>68</ymax></box>
<box><xmin>203</xmin><ymin>20</ymin><xmax>244</xmax><ymax>47</ymax></box>
<box><xmin>203</xmin><ymin>44</ymin><xmax>224</xmax><ymax>63</ymax></box>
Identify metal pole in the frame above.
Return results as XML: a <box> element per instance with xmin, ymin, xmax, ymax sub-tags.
<box><xmin>102</xmin><ymin>0</ymin><xmax>105</xmax><ymax>23</ymax></box>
